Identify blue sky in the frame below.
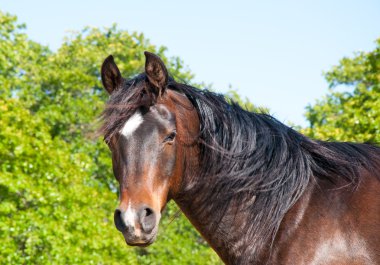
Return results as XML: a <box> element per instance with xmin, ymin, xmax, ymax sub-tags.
<box><xmin>2</xmin><ymin>0</ymin><xmax>379</xmax><ymax>126</ymax></box>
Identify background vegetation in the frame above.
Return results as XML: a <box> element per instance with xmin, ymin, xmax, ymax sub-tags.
<box><xmin>0</xmin><ymin>11</ymin><xmax>379</xmax><ymax>264</ymax></box>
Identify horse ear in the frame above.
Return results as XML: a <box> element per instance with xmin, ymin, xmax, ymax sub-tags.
<box><xmin>101</xmin><ymin>55</ymin><xmax>123</xmax><ymax>94</ymax></box>
<box><xmin>144</xmin><ymin>51</ymin><xmax>168</xmax><ymax>96</ymax></box>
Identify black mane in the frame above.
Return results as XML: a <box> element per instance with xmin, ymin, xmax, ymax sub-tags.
<box><xmin>173</xmin><ymin>82</ymin><xmax>380</xmax><ymax>260</ymax></box>
<box><xmin>101</xmin><ymin>74</ymin><xmax>380</xmax><ymax>261</ymax></box>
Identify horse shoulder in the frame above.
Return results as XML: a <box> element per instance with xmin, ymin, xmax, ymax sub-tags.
<box><xmin>270</xmin><ymin>172</ymin><xmax>380</xmax><ymax>265</ymax></box>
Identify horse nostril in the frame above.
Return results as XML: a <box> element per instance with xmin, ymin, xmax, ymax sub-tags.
<box><xmin>114</xmin><ymin>208</ymin><xmax>126</xmax><ymax>232</ymax></box>
<box><xmin>138</xmin><ymin>206</ymin><xmax>156</xmax><ymax>233</ymax></box>
<box><xmin>144</xmin><ymin>207</ymin><xmax>153</xmax><ymax>217</ymax></box>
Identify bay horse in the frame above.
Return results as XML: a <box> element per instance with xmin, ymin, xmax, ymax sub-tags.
<box><xmin>99</xmin><ymin>52</ymin><xmax>380</xmax><ymax>264</ymax></box>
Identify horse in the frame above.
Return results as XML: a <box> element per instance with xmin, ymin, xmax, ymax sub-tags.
<box><xmin>99</xmin><ymin>52</ymin><xmax>380</xmax><ymax>264</ymax></box>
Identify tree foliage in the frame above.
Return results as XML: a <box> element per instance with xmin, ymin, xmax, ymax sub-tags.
<box><xmin>304</xmin><ymin>38</ymin><xmax>380</xmax><ymax>142</ymax></box>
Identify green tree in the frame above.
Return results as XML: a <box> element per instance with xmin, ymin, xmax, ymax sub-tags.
<box><xmin>304</xmin><ymin>38</ymin><xmax>380</xmax><ymax>142</ymax></box>
<box><xmin>0</xmin><ymin>12</ymin><xmax>50</xmax><ymax>101</ymax></box>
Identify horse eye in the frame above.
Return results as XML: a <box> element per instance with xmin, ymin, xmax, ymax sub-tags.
<box><xmin>164</xmin><ymin>131</ymin><xmax>176</xmax><ymax>143</ymax></box>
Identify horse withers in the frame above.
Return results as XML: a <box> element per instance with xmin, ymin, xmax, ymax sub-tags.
<box><xmin>99</xmin><ymin>52</ymin><xmax>380</xmax><ymax>264</ymax></box>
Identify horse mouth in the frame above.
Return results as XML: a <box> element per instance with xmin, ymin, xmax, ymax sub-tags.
<box><xmin>123</xmin><ymin>232</ymin><xmax>157</xmax><ymax>247</ymax></box>
<box><xmin>126</xmin><ymin>241</ymin><xmax>153</xmax><ymax>247</ymax></box>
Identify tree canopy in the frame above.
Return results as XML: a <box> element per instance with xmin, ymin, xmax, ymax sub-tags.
<box><xmin>304</xmin><ymin>38</ymin><xmax>380</xmax><ymax>142</ymax></box>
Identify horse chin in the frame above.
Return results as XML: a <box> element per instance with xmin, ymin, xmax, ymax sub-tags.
<box><xmin>126</xmin><ymin>241</ymin><xmax>154</xmax><ymax>248</ymax></box>
<box><xmin>123</xmin><ymin>232</ymin><xmax>157</xmax><ymax>248</ymax></box>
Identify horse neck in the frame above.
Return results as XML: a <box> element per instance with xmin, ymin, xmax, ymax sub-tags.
<box><xmin>172</xmin><ymin>150</ymin><xmax>272</xmax><ymax>264</ymax></box>
<box><xmin>174</xmin><ymin>169</ymin><xmax>316</xmax><ymax>264</ymax></box>
<box><xmin>173</xmin><ymin>172</ymin><xmax>270</xmax><ymax>264</ymax></box>
<box><xmin>172</xmin><ymin>132</ymin><xmax>311</xmax><ymax>263</ymax></box>
<box><xmin>169</xmin><ymin>91</ymin><xmax>308</xmax><ymax>263</ymax></box>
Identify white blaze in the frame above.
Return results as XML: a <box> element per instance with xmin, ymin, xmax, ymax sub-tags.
<box><xmin>120</xmin><ymin>111</ymin><xmax>143</xmax><ymax>138</ymax></box>
<box><xmin>122</xmin><ymin>201</ymin><xmax>136</xmax><ymax>227</ymax></box>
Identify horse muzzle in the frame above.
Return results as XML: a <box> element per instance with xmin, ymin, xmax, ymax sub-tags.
<box><xmin>114</xmin><ymin>206</ymin><xmax>159</xmax><ymax>246</ymax></box>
